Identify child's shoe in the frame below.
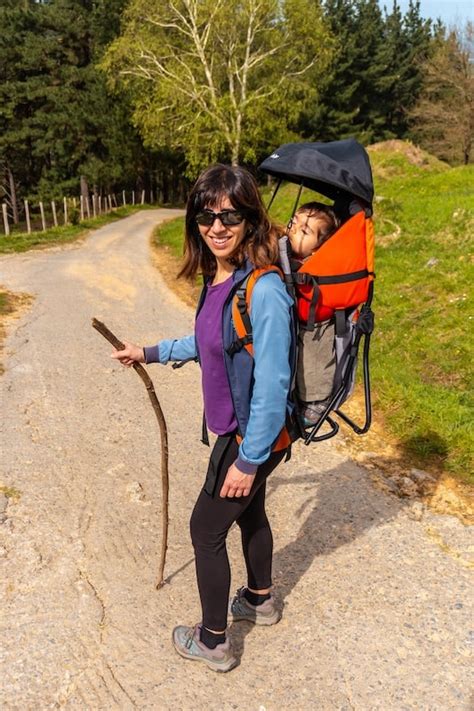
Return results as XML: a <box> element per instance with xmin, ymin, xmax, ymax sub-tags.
<box><xmin>172</xmin><ymin>623</ymin><xmax>238</xmax><ymax>672</ymax></box>
<box><xmin>301</xmin><ymin>400</ymin><xmax>329</xmax><ymax>426</ymax></box>
<box><xmin>229</xmin><ymin>587</ymin><xmax>281</xmax><ymax>625</ymax></box>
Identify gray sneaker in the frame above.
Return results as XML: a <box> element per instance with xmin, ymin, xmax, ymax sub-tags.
<box><xmin>172</xmin><ymin>624</ymin><xmax>238</xmax><ymax>672</ymax></box>
<box><xmin>229</xmin><ymin>587</ymin><xmax>281</xmax><ymax>625</ymax></box>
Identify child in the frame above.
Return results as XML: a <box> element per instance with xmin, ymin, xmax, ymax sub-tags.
<box><xmin>288</xmin><ymin>202</ymin><xmax>341</xmax><ymax>426</ymax></box>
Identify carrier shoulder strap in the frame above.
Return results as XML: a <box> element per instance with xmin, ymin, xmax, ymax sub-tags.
<box><xmin>228</xmin><ymin>264</ymin><xmax>295</xmax><ymax>452</ymax></box>
<box><xmin>228</xmin><ymin>266</ymin><xmax>283</xmax><ymax>357</ymax></box>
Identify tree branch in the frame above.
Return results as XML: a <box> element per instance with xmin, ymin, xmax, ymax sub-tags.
<box><xmin>91</xmin><ymin>318</ymin><xmax>169</xmax><ymax>590</ymax></box>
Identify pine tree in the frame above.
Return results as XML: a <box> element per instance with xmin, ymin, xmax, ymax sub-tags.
<box><xmin>299</xmin><ymin>0</ymin><xmax>360</xmax><ymax>141</ymax></box>
<box><xmin>301</xmin><ymin>0</ymin><xmax>435</xmax><ymax>144</ymax></box>
<box><xmin>374</xmin><ymin>0</ymin><xmax>432</xmax><ymax>138</ymax></box>
<box><xmin>301</xmin><ymin>0</ymin><xmax>387</xmax><ymax>143</ymax></box>
<box><xmin>0</xmin><ymin>1</ymin><xmax>38</xmax><ymax>220</ymax></box>
<box><xmin>0</xmin><ymin>0</ymin><xmax>164</xmax><ymax>207</ymax></box>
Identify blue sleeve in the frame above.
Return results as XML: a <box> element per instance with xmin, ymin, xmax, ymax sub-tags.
<box><xmin>144</xmin><ymin>334</ymin><xmax>197</xmax><ymax>365</ymax></box>
<box><xmin>236</xmin><ymin>273</ymin><xmax>293</xmax><ymax>471</ymax></box>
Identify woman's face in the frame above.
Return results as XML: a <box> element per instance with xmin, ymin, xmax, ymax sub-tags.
<box><xmin>197</xmin><ymin>195</ymin><xmax>247</xmax><ymax>264</ymax></box>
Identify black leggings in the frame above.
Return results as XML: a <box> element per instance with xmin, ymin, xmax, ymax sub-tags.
<box><xmin>190</xmin><ymin>437</ymin><xmax>285</xmax><ymax>631</ymax></box>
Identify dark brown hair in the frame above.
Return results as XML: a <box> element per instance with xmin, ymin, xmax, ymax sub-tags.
<box><xmin>296</xmin><ymin>201</ymin><xmax>340</xmax><ymax>249</ymax></box>
<box><xmin>178</xmin><ymin>164</ymin><xmax>280</xmax><ymax>280</ymax></box>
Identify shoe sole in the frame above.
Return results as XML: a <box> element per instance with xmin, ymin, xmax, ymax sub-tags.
<box><xmin>172</xmin><ymin>636</ymin><xmax>238</xmax><ymax>672</ymax></box>
<box><xmin>230</xmin><ymin>611</ymin><xmax>281</xmax><ymax>626</ymax></box>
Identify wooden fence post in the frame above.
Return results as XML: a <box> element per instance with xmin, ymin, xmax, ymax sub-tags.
<box><xmin>39</xmin><ymin>202</ymin><xmax>47</xmax><ymax>232</ymax></box>
<box><xmin>51</xmin><ymin>200</ymin><xmax>58</xmax><ymax>227</ymax></box>
<box><xmin>80</xmin><ymin>195</ymin><xmax>84</xmax><ymax>221</ymax></box>
<box><xmin>112</xmin><ymin>194</ymin><xmax>118</xmax><ymax>208</ymax></box>
<box><xmin>25</xmin><ymin>200</ymin><xmax>32</xmax><ymax>234</ymax></box>
<box><xmin>63</xmin><ymin>197</ymin><xmax>68</xmax><ymax>225</ymax></box>
<box><xmin>141</xmin><ymin>190</ymin><xmax>145</xmax><ymax>205</ymax></box>
<box><xmin>85</xmin><ymin>197</ymin><xmax>91</xmax><ymax>219</ymax></box>
<box><xmin>122</xmin><ymin>190</ymin><xmax>126</xmax><ymax>206</ymax></box>
<box><xmin>108</xmin><ymin>195</ymin><xmax>112</xmax><ymax>211</ymax></box>
<box><xmin>150</xmin><ymin>189</ymin><xmax>154</xmax><ymax>205</ymax></box>
<box><xmin>92</xmin><ymin>195</ymin><xmax>96</xmax><ymax>217</ymax></box>
<box><xmin>73</xmin><ymin>197</ymin><xmax>77</xmax><ymax>208</ymax></box>
<box><xmin>2</xmin><ymin>204</ymin><xmax>10</xmax><ymax>236</ymax></box>
<box><xmin>132</xmin><ymin>190</ymin><xmax>135</xmax><ymax>205</ymax></box>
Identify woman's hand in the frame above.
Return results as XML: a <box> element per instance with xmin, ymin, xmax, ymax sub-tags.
<box><xmin>220</xmin><ymin>462</ymin><xmax>256</xmax><ymax>498</ymax></box>
<box><xmin>111</xmin><ymin>341</ymin><xmax>146</xmax><ymax>368</ymax></box>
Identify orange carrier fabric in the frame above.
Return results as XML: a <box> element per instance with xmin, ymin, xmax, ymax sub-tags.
<box><xmin>236</xmin><ymin>427</ymin><xmax>292</xmax><ymax>453</ymax></box>
<box><xmin>296</xmin><ymin>211</ymin><xmax>374</xmax><ymax>324</ymax></box>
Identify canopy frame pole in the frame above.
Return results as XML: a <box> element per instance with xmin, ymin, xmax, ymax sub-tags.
<box><xmin>291</xmin><ymin>181</ymin><xmax>304</xmax><ymax>220</ymax></box>
<box><xmin>266</xmin><ymin>178</ymin><xmax>282</xmax><ymax>212</ymax></box>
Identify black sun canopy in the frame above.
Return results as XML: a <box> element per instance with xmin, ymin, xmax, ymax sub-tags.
<box><xmin>259</xmin><ymin>138</ymin><xmax>374</xmax><ymax>207</ymax></box>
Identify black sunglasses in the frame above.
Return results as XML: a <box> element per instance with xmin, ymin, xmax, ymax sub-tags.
<box><xmin>195</xmin><ymin>209</ymin><xmax>245</xmax><ymax>227</ymax></box>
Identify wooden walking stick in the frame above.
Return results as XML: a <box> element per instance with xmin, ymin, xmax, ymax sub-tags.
<box><xmin>92</xmin><ymin>318</ymin><xmax>169</xmax><ymax>589</ymax></box>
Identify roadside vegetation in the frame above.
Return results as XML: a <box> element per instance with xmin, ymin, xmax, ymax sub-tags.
<box><xmin>153</xmin><ymin>143</ymin><xmax>473</xmax><ymax>482</ymax></box>
<box><xmin>0</xmin><ymin>205</ymin><xmax>152</xmax><ymax>254</ymax></box>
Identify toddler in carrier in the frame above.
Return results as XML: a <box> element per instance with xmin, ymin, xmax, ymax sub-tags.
<box><xmin>288</xmin><ymin>202</ymin><xmax>341</xmax><ymax>425</ymax></box>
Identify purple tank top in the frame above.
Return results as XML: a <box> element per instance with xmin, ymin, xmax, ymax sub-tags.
<box><xmin>195</xmin><ymin>277</ymin><xmax>238</xmax><ymax>435</ymax></box>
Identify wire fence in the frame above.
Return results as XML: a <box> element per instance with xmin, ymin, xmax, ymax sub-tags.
<box><xmin>1</xmin><ymin>188</ymin><xmax>156</xmax><ymax>237</ymax></box>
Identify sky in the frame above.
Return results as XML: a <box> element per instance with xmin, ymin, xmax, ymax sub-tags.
<box><xmin>378</xmin><ymin>0</ymin><xmax>474</xmax><ymax>27</ymax></box>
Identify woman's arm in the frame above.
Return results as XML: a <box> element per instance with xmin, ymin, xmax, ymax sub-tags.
<box><xmin>111</xmin><ymin>335</ymin><xmax>197</xmax><ymax>367</ymax></box>
<box><xmin>143</xmin><ymin>335</ymin><xmax>197</xmax><ymax>365</ymax></box>
<box><xmin>236</xmin><ymin>273</ymin><xmax>293</xmax><ymax>472</ymax></box>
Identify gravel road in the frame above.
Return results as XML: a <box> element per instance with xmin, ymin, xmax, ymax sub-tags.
<box><xmin>0</xmin><ymin>210</ymin><xmax>472</xmax><ymax>710</ymax></box>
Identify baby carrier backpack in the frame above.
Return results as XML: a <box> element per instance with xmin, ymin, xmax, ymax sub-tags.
<box><xmin>232</xmin><ymin>139</ymin><xmax>375</xmax><ymax>445</ymax></box>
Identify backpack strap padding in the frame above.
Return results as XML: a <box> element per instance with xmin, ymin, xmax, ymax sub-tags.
<box><xmin>366</xmin><ymin>217</ymin><xmax>375</xmax><ymax>277</ymax></box>
<box><xmin>230</xmin><ymin>266</ymin><xmax>283</xmax><ymax>357</ymax></box>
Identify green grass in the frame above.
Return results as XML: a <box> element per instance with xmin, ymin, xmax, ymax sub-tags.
<box><xmin>152</xmin><ymin>215</ymin><xmax>186</xmax><ymax>259</ymax></box>
<box><xmin>369</xmin><ymin>155</ymin><xmax>473</xmax><ymax>482</ymax></box>
<box><xmin>154</xmin><ymin>149</ymin><xmax>474</xmax><ymax>481</ymax></box>
<box><xmin>0</xmin><ymin>204</ymin><xmax>153</xmax><ymax>253</ymax></box>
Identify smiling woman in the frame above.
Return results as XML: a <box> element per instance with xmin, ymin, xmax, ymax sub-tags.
<box><xmin>179</xmin><ymin>164</ymin><xmax>281</xmax><ymax>282</ymax></box>
<box><xmin>111</xmin><ymin>164</ymin><xmax>295</xmax><ymax>672</ymax></box>
<box><xmin>195</xmin><ymin>200</ymin><xmax>247</xmax><ymax>270</ymax></box>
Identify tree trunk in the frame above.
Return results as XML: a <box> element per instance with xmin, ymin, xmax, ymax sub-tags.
<box><xmin>231</xmin><ymin>143</ymin><xmax>239</xmax><ymax>166</ymax></box>
<box><xmin>7</xmin><ymin>167</ymin><xmax>19</xmax><ymax>224</ymax></box>
<box><xmin>80</xmin><ymin>175</ymin><xmax>89</xmax><ymax>203</ymax></box>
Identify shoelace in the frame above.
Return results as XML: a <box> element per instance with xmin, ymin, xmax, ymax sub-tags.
<box><xmin>233</xmin><ymin>587</ymin><xmax>251</xmax><ymax>613</ymax></box>
<box><xmin>184</xmin><ymin>625</ymin><xmax>198</xmax><ymax>650</ymax></box>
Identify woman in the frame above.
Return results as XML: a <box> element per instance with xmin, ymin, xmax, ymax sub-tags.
<box><xmin>112</xmin><ymin>164</ymin><xmax>293</xmax><ymax>672</ymax></box>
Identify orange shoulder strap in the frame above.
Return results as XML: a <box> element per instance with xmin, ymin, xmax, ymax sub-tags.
<box><xmin>232</xmin><ymin>266</ymin><xmax>283</xmax><ymax>357</ymax></box>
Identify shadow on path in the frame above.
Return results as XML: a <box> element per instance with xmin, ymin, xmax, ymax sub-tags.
<box><xmin>229</xmin><ymin>460</ymin><xmax>407</xmax><ymax>661</ymax></box>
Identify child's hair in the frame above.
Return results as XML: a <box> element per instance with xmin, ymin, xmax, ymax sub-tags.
<box><xmin>296</xmin><ymin>202</ymin><xmax>340</xmax><ymax>248</ymax></box>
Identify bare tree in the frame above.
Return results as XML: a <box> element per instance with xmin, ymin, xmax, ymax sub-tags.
<box><xmin>409</xmin><ymin>23</ymin><xmax>473</xmax><ymax>165</ymax></box>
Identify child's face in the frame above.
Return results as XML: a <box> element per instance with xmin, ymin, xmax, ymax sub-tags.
<box><xmin>288</xmin><ymin>212</ymin><xmax>325</xmax><ymax>258</ymax></box>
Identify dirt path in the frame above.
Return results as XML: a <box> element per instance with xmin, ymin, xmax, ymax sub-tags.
<box><xmin>0</xmin><ymin>211</ymin><xmax>472</xmax><ymax>710</ymax></box>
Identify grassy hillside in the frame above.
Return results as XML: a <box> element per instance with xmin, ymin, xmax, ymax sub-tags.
<box><xmin>367</xmin><ymin>144</ymin><xmax>473</xmax><ymax>481</ymax></box>
<box><xmin>153</xmin><ymin>143</ymin><xmax>473</xmax><ymax>481</ymax></box>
